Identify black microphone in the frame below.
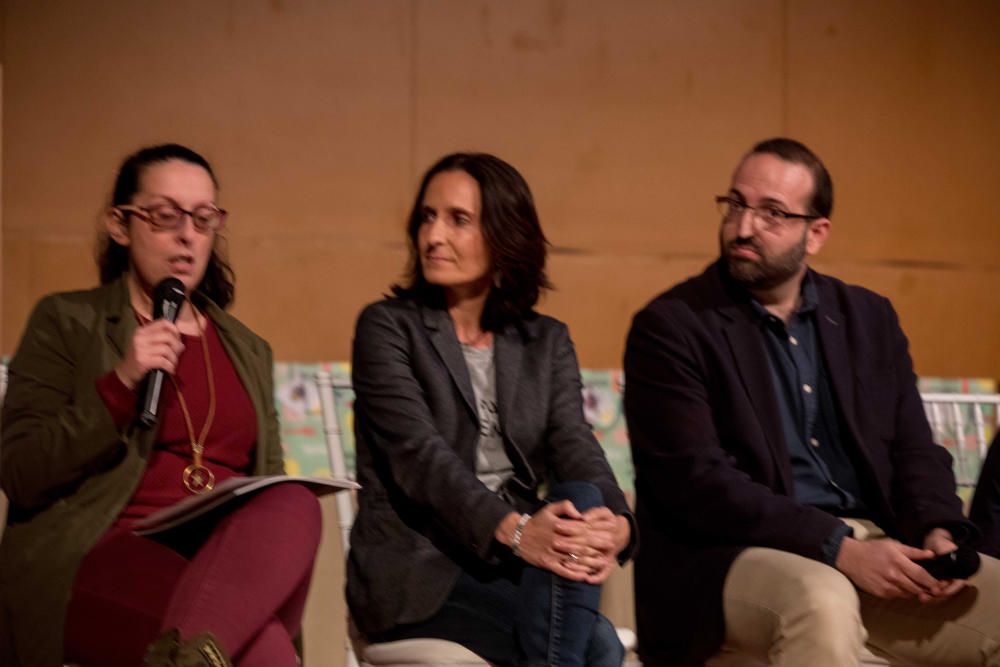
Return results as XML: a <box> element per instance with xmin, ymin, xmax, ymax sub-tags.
<box><xmin>138</xmin><ymin>277</ymin><xmax>186</xmax><ymax>429</ymax></box>
<box><xmin>918</xmin><ymin>545</ymin><xmax>981</xmax><ymax>580</ymax></box>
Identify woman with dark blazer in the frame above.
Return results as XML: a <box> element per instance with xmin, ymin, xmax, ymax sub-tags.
<box><xmin>0</xmin><ymin>144</ymin><xmax>320</xmax><ymax>667</ymax></box>
<box><xmin>347</xmin><ymin>153</ymin><xmax>636</xmax><ymax>667</ymax></box>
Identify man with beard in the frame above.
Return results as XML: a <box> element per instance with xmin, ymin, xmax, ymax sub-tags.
<box><xmin>623</xmin><ymin>138</ymin><xmax>1000</xmax><ymax>667</ymax></box>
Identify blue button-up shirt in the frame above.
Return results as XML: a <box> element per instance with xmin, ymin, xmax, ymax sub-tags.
<box><xmin>752</xmin><ymin>278</ymin><xmax>868</xmax><ymax>514</ymax></box>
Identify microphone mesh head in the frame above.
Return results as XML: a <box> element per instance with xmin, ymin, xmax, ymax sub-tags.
<box><xmin>152</xmin><ymin>277</ymin><xmax>186</xmax><ymax>320</ymax></box>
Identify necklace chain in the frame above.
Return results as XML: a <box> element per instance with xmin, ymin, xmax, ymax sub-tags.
<box><xmin>169</xmin><ymin>308</ymin><xmax>217</xmax><ymax>494</ymax></box>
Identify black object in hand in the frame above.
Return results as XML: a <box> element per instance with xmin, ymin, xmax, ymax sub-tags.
<box><xmin>138</xmin><ymin>277</ymin><xmax>186</xmax><ymax>429</ymax></box>
<box><xmin>918</xmin><ymin>546</ymin><xmax>980</xmax><ymax>580</ymax></box>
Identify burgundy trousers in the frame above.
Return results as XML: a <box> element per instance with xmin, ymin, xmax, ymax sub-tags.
<box><xmin>64</xmin><ymin>483</ymin><xmax>321</xmax><ymax>667</ymax></box>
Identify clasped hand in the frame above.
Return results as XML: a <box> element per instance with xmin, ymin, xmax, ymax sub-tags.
<box><xmin>114</xmin><ymin>320</ymin><xmax>185</xmax><ymax>389</ymax></box>
<box><xmin>835</xmin><ymin>527</ymin><xmax>967</xmax><ymax>602</ymax></box>
<box><xmin>504</xmin><ymin>501</ymin><xmax>630</xmax><ymax>584</ymax></box>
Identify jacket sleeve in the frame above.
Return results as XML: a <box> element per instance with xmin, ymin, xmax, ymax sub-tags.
<box><xmin>352</xmin><ymin>303</ymin><xmax>514</xmax><ymax>558</ymax></box>
<box><xmin>624</xmin><ymin>303</ymin><xmax>843</xmax><ymax>561</ymax></box>
<box><xmin>260</xmin><ymin>342</ymin><xmax>285</xmax><ymax>476</ymax></box>
<box><xmin>543</xmin><ymin>322</ymin><xmax>637</xmax><ymax>559</ymax></box>
<box><xmin>878</xmin><ymin>298</ymin><xmax>973</xmax><ymax>545</ymax></box>
<box><xmin>1</xmin><ymin>296</ymin><xmax>126</xmax><ymax>512</ymax></box>
<box><xmin>969</xmin><ymin>433</ymin><xmax>1000</xmax><ymax>555</ymax></box>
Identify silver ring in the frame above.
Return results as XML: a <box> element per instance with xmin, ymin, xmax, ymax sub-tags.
<box><xmin>568</xmin><ymin>553</ymin><xmax>580</xmax><ymax>563</ymax></box>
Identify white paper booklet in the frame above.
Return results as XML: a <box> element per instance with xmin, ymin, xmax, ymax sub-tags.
<box><xmin>132</xmin><ymin>475</ymin><xmax>359</xmax><ymax>536</ymax></box>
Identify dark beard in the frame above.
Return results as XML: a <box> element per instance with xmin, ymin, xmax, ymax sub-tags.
<box><xmin>721</xmin><ymin>230</ymin><xmax>807</xmax><ymax>290</ymax></box>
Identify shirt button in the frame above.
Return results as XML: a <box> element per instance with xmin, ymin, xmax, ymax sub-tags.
<box><xmin>803</xmin><ymin>384</ymin><xmax>813</xmax><ymax>394</ymax></box>
<box><xmin>789</xmin><ymin>335</ymin><xmax>799</xmax><ymax>346</ymax></box>
<box><xmin>810</xmin><ymin>437</ymin><xmax>820</xmax><ymax>448</ymax></box>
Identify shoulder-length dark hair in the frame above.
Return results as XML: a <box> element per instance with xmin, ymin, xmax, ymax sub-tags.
<box><xmin>97</xmin><ymin>143</ymin><xmax>236</xmax><ymax>309</ymax></box>
<box><xmin>392</xmin><ymin>153</ymin><xmax>552</xmax><ymax>330</ymax></box>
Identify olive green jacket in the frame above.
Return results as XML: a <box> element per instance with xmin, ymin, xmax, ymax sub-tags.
<box><xmin>0</xmin><ymin>276</ymin><xmax>283</xmax><ymax>666</ymax></box>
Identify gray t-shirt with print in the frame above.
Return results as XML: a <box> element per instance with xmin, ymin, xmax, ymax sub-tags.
<box><xmin>461</xmin><ymin>343</ymin><xmax>515</xmax><ymax>493</ymax></box>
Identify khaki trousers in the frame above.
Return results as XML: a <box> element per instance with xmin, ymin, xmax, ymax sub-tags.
<box><xmin>713</xmin><ymin>520</ymin><xmax>1000</xmax><ymax>667</ymax></box>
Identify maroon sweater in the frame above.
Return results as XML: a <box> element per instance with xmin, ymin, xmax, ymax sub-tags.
<box><xmin>96</xmin><ymin>320</ymin><xmax>258</xmax><ymax>526</ymax></box>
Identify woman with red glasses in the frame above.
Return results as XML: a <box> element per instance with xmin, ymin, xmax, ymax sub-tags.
<box><xmin>0</xmin><ymin>144</ymin><xmax>320</xmax><ymax>667</ymax></box>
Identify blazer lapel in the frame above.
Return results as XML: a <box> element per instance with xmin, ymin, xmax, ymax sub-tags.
<box><xmin>202</xmin><ymin>301</ymin><xmax>273</xmax><ymax>461</ymax></box>
<box><xmin>422</xmin><ymin>306</ymin><xmax>477</xmax><ymax>418</ymax></box>
<box><xmin>720</xmin><ymin>305</ymin><xmax>794</xmax><ymax>493</ymax></box>
<box><xmin>814</xmin><ymin>291</ymin><xmax>869</xmax><ymax>462</ymax></box>
<box><xmin>493</xmin><ymin>325</ymin><xmax>522</xmax><ymax>440</ymax></box>
<box><xmin>492</xmin><ymin>321</ymin><xmax>539</xmax><ymax>487</ymax></box>
<box><xmin>207</xmin><ymin>305</ymin><xmax>253</xmax><ymax>388</ymax></box>
<box><xmin>101</xmin><ymin>277</ymin><xmax>156</xmax><ymax>456</ymax></box>
<box><xmin>104</xmin><ymin>277</ymin><xmax>136</xmax><ymax>359</ymax></box>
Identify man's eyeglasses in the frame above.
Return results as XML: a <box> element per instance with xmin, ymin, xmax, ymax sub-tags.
<box><xmin>117</xmin><ymin>203</ymin><xmax>227</xmax><ymax>233</ymax></box>
<box><xmin>715</xmin><ymin>196</ymin><xmax>819</xmax><ymax>231</ymax></box>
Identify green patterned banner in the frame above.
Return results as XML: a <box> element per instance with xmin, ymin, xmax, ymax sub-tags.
<box><xmin>269</xmin><ymin>364</ymin><xmax>997</xmax><ymax>505</ymax></box>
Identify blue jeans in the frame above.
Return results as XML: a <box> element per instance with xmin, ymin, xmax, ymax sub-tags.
<box><xmin>373</xmin><ymin>482</ymin><xmax>624</xmax><ymax>667</ymax></box>
<box><xmin>517</xmin><ymin>481</ymin><xmax>623</xmax><ymax>667</ymax></box>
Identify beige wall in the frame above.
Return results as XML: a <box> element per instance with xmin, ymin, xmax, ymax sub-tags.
<box><xmin>4</xmin><ymin>0</ymin><xmax>1000</xmax><ymax>381</ymax></box>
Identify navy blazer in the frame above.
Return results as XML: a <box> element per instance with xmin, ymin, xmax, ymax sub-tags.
<box><xmin>624</xmin><ymin>261</ymin><xmax>972</xmax><ymax>667</ymax></box>
<box><xmin>347</xmin><ymin>297</ymin><xmax>633</xmax><ymax>637</ymax></box>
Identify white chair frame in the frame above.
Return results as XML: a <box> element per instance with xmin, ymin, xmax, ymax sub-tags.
<box><xmin>921</xmin><ymin>393</ymin><xmax>1000</xmax><ymax>491</ymax></box>
<box><xmin>315</xmin><ymin>370</ymin><xmax>363</xmax><ymax>667</ymax></box>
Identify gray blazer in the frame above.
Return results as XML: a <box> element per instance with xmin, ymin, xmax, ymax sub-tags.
<box><xmin>346</xmin><ymin>297</ymin><xmax>633</xmax><ymax>637</ymax></box>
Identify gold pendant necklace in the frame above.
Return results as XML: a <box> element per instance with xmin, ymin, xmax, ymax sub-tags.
<box><xmin>170</xmin><ymin>309</ymin><xmax>217</xmax><ymax>494</ymax></box>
